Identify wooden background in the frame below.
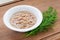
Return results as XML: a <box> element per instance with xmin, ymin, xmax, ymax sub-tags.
<box><xmin>0</xmin><ymin>0</ymin><xmax>60</xmax><ymax>40</ymax></box>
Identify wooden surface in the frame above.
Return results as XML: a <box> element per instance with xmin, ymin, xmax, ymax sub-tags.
<box><xmin>42</xmin><ymin>33</ymin><xmax>60</xmax><ymax>40</ymax></box>
<box><xmin>0</xmin><ymin>0</ymin><xmax>60</xmax><ymax>40</ymax></box>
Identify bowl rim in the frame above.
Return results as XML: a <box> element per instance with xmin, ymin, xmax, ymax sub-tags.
<box><xmin>3</xmin><ymin>5</ymin><xmax>43</xmax><ymax>32</ymax></box>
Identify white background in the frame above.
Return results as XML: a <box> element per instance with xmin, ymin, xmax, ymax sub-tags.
<box><xmin>0</xmin><ymin>0</ymin><xmax>14</xmax><ymax>4</ymax></box>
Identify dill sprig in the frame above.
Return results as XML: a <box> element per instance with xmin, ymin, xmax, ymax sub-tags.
<box><xmin>25</xmin><ymin>7</ymin><xmax>57</xmax><ymax>37</ymax></box>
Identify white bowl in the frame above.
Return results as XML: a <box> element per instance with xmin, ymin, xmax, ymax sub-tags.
<box><xmin>3</xmin><ymin>5</ymin><xmax>43</xmax><ymax>32</ymax></box>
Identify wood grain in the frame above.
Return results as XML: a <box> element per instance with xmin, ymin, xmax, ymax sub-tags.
<box><xmin>41</xmin><ymin>33</ymin><xmax>60</xmax><ymax>40</ymax></box>
<box><xmin>0</xmin><ymin>0</ymin><xmax>60</xmax><ymax>40</ymax></box>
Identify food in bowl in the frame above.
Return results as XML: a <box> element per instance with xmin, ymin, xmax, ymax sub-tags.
<box><xmin>10</xmin><ymin>11</ymin><xmax>37</xmax><ymax>29</ymax></box>
<box><xmin>3</xmin><ymin>5</ymin><xmax>43</xmax><ymax>32</ymax></box>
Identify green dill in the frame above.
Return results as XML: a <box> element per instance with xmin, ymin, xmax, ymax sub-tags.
<box><xmin>25</xmin><ymin>7</ymin><xmax>57</xmax><ymax>37</ymax></box>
